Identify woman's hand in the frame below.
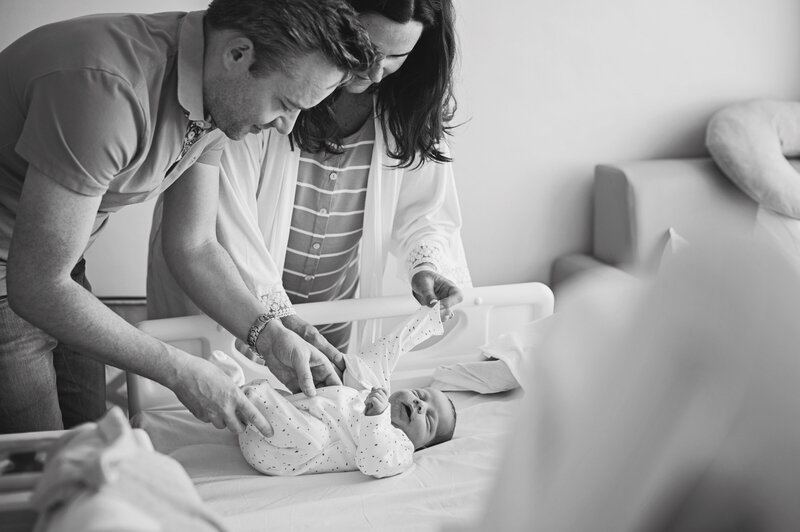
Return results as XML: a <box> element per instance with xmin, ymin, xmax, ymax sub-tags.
<box><xmin>411</xmin><ymin>269</ymin><xmax>463</xmax><ymax>321</ymax></box>
<box><xmin>364</xmin><ymin>387</ymin><xmax>389</xmax><ymax>416</ymax></box>
<box><xmin>256</xmin><ymin>319</ymin><xmax>343</xmax><ymax>396</ymax></box>
<box><xmin>281</xmin><ymin>314</ymin><xmax>346</xmax><ymax>376</ymax></box>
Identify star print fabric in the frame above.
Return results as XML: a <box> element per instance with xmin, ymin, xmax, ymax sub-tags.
<box><xmin>238</xmin><ymin>304</ymin><xmax>444</xmax><ymax>478</ymax></box>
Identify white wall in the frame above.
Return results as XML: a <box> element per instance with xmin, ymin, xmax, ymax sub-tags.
<box><xmin>453</xmin><ymin>0</ymin><xmax>800</xmax><ymax>285</ymax></box>
<box><xmin>2</xmin><ymin>1</ymin><xmax>800</xmax><ymax>296</ymax></box>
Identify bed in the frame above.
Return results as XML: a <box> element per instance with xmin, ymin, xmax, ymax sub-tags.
<box><xmin>1</xmin><ymin>282</ymin><xmax>553</xmax><ymax>532</ymax></box>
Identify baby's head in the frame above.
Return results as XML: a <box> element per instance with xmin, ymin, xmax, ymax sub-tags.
<box><xmin>389</xmin><ymin>387</ymin><xmax>456</xmax><ymax>450</ymax></box>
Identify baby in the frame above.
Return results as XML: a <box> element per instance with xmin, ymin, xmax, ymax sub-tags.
<box><xmin>238</xmin><ymin>304</ymin><xmax>457</xmax><ymax>478</ymax></box>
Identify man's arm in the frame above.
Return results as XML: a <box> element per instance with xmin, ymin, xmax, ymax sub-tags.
<box><xmin>160</xmin><ymin>162</ymin><xmax>342</xmax><ymax>395</ymax></box>
<box><xmin>7</xmin><ymin>167</ymin><xmax>271</xmax><ymax>435</ymax></box>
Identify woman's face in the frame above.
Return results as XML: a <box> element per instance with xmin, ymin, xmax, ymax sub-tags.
<box><xmin>344</xmin><ymin>12</ymin><xmax>424</xmax><ymax>94</ymax></box>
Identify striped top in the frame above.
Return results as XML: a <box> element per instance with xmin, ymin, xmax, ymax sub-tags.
<box><xmin>282</xmin><ymin>118</ymin><xmax>375</xmax><ymax>350</ymax></box>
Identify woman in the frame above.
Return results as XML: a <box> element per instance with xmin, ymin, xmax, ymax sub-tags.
<box><xmin>148</xmin><ymin>0</ymin><xmax>470</xmax><ymax>355</ymax></box>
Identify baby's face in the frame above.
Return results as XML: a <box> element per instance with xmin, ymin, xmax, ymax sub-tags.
<box><xmin>389</xmin><ymin>387</ymin><xmax>455</xmax><ymax>450</ymax></box>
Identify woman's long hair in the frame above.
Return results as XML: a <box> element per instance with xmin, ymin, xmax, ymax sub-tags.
<box><xmin>291</xmin><ymin>0</ymin><xmax>457</xmax><ymax>168</ymax></box>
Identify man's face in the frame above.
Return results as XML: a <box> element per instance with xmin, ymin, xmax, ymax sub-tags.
<box><xmin>206</xmin><ymin>51</ymin><xmax>345</xmax><ymax>140</ymax></box>
<box><xmin>389</xmin><ymin>387</ymin><xmax>454</xmax><ymax>450</ymax></box>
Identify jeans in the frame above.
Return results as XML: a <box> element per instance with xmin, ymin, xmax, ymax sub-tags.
<box><xmin>0</xmin><ymin>259</ymin><xmax>106</xmax><ymax>433</ymax></box>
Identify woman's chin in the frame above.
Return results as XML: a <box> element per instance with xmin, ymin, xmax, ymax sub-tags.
<box><xmin>343</xmin><ymin>81</ymin><xmax>373</xmax><ymax>94</ymax></box>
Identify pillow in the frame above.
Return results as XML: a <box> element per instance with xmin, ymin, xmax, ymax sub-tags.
<box><xmin>706</xmin><ymin>99</ymin><xmax>800</xmax><ymax>218</ymax></box>
<box><xmin>31</xmin><ymin>407</ymin><xmax>228</xmax><ymax>532</ymax></box>
<box><xmin>754</xmin><ymin>206</ymin><xmax>800</xmax><ymax>266</ymax></box>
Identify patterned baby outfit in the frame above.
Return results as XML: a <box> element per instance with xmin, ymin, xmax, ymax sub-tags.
<box><xmin>239</xmin><ymin>304</ymin><xmax>443</xmax><ymax>478</ymax></box>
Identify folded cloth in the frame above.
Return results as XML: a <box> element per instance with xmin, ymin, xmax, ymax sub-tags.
<box><xmin>431</xmin><ymin>316</ymin><xmax>554</xmax><ymax>394</ymax></box>
<box><xmin>431</xmin><ymin>359</ymin><xmax>519</xmax><ymax>394</ymax></box>
<box><xmin>31</xmin><ymin>407</ymin><xmax>229</xmax><ymax>532</ymax></box>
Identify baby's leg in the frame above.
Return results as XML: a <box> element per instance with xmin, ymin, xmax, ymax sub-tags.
<box><xmin>238</xmin><ymin>380</ymin><xmax>329</xmax><ymax>476</ymax></box>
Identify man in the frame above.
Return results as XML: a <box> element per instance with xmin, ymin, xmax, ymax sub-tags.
<box><xmin>0</xmin><ymin>0</ymin><xmax>375</xmax><ymax>434</ymax></box>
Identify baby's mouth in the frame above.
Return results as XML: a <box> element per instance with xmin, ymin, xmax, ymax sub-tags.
<box><xmin>403</xmin><ymin>402</ymin><xmax>412</xmax><ymax>421</ymax></box>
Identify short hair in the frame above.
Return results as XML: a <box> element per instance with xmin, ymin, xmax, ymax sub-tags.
<box><xmin>291</xmin><ymin>0</ymin><xmax>458</xmax><ymax>168</ymax></box>
<box><xmin>206</xmin><ymin>0</ymin><xmax>377</xmax><ymax>78</ymax></box>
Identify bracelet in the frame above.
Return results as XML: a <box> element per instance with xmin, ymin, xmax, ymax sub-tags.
<box><xmin>246</xmin><ymin>307</ymin><xmax>295</xmax><ymax>354</ymax></box>
<box><xmin>409</xmin><ymin>262</ymin><xmax>437</xmax><ymax>280</ymax></box>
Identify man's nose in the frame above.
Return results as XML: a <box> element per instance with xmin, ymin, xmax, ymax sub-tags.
<box><xmin>273</xmin><ymin>109</ymin><xmax>301</xmax><ymax>135</ymax></box>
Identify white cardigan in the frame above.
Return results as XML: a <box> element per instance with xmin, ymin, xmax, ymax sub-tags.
<box><xmin>147</xmin><ymin>110</ymin><xmax>471</xmax><ymax>348</ymax></box>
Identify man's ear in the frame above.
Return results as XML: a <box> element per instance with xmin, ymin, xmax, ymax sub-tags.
<box><xmin>222</xmin><ymin>36</ymin><xmax>255</xmax><ymax>72</ymax></box>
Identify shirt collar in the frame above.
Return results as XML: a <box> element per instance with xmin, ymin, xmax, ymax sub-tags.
<box><xmin>177</xmin><ymin>11</ymin><xmax>209</xmax><ymax>125</ymax></box>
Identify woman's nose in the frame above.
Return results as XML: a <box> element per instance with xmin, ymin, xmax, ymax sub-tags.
<box><xmin>368</xmin><ymin>58</ymin><xmax>385</xmax><ymax>83</ymax></box>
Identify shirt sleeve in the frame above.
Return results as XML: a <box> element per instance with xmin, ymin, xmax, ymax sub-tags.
<box><xmin>344</xmin><ymin>304</ymin><xmax>444</xmax><ymax>387</ymax></box>
<box><xmin>389</xmin><ymin>140</ymin><xmax>473</xmax><ymax>287</ymax></box>
<box><xmin>354</xmin><ymin>410</ymin><xmax>414</xmax><ymax>478</ymax></box>
<box><xmin>215</xmin><ymin>134</ymin><xmax>286</xmax><ymax>300</ymax></box>
<box><xmin>196</xmin><ymin>135</ymin><xmax>225</xmax><ymax>166</ymax></box>
<box><xmin>15</xmin><ymin>69</ymin><xmax>144</xmax><ymax>196</ymax></box>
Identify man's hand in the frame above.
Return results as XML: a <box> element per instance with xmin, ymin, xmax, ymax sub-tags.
<box><xmin>256</xmin><ymin>320</ymin><xmax>343</xmax><ymax>396</ymax></box>
<box><xmin>411</xmin><ymin>269</ymin><xmax>463</xmax><ymax>321</ymax></box>
<box><xmin>364</xmin><ymin>387</ymin><xmax>389</xmax><ymax>416</ymax></box>
<box><xmin>170</xmin><ymin>355</ymin><xmax>274</xmax><ymax>437</ymax></box>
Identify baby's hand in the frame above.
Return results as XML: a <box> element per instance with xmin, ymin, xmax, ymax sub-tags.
<box><xmin>364</xmin><ymin>387</ymin><xmax>389</xmax><ymax>416</ymax></box>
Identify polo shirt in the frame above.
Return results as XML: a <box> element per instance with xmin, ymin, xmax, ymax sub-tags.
<box><xmin>0</xmin><ymin>11</ymin><xmax>226</xmax><ymax>294</ymax></box>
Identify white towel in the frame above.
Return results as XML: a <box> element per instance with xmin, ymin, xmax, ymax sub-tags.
<box><xmin>431</xmin><ymin>316</ymin><xmax>554</xmax><ymax>393</ymax></box>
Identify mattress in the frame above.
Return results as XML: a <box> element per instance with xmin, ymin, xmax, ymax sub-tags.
<box><xmin>131</xmin><ymin>283</ymin><xmax>553</xmax><ymax>531</ymax></box>
<box><xmin>137</xmin><ymin>389</ymin><xmax>522</xmax><ymax>531</ymax></box>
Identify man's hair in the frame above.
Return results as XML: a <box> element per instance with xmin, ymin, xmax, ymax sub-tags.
<box><xmin>291</xmin><ymin>0</ymin><xmax>458</xmax><ymax>168</ymax></box>
<box><xmin>206</xmin><ymin>0</ymin><xmax>376</xmax><ymax>77</ymax></box>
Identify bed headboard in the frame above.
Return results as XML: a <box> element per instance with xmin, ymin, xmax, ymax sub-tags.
<box><xmin>127</xmin><ymin>282</ymin><xmax>554</xmax><ymax>417</ymax></box>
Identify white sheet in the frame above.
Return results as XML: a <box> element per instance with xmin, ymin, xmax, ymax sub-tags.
<box><xmin>136</xmin><ymin>389</ymin><xmax>522</xmax><ymax>531</ymax></box>
<box><xmin>130</xmin><ymin>284</ymin><xmax>554</xmax><ymax>531</ymax></box>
